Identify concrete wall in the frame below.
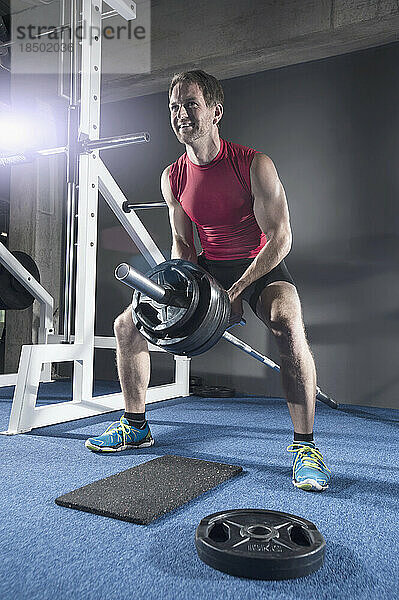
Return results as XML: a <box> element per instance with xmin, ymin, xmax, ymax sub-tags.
<box><xmin>97</xmin><ymin>41</ymin><xmax>399</xmax><ymax>408</ymax></box>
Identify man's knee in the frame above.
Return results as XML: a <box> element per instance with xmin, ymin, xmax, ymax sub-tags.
<box><xmin>257</xmin><ymin>284</ymin><xmax>303</xmax><ymax>338</ymax></box>
<box><xmin>266</xmin><ymin>290</ymin><xmax>305</xmax><ymax>343</ymax></box>
<box><xmin>114</xmin><ymin>308</ymin><xmax>138</xmax><ymax>341</ymax></box>
<box><xmin>269</xmin><ymin>311</ymin><xmax>302</xmax><ymax>341</ymax></box>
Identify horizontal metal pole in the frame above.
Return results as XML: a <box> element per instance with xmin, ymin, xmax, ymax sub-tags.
<box><xmin>122</xmin><ymin>202</ymin><xmax>167</xmax><ymax>212</ymax></box>
<box><xmin>47</xmin><ymin>334</ymin><xmax>167</xmax><ymax>352</ymax></box>
<box><xmin>38</xmin><ymin>146</ymin><xmax>67</xmax><ymax>157</ymax></box>
<box><xmin>83</xmin><ymin>132</ymin><xmax>150</xmax><ymax>152</ymax></box>
<box><xmin>0</xmin><ymin>146</ymin><xmax>67</xmax><ymax>167</ymax></box>
<box><xmin>0</xmin><ymin>132</ymin><xmax>149</xmax><ymax>167</ymax></box>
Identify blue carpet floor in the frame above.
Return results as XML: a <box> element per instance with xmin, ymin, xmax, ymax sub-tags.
<box><xmin>0</xmin><ymin>381</ymin><xmax>398</xmax><ymax>600</ymax></box>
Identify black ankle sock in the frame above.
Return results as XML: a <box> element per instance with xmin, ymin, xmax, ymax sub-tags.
<box><xmin>294</xmin><ymin>431</ymin><xmax>314</xmax><ymax>443</ymax></box>
<box><xmin>124</xmin><ymin>412</ymin><xmax>146</xmax><ymax>428</ymax></box>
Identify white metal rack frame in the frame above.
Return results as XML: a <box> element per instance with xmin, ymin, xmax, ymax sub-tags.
<box><xmin>1</xmin><ymin>0</ymin><xmax>190</xmax><ymax>434</ymax></box>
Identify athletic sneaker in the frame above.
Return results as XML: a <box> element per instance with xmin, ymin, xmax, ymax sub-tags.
<box><xmin>287</xmin><ymin>442</ymin><xmax>331</xmax><ymax>492</ymax></box>
<box><xmin>85</xmin><ymin>417</ymin><xmax>154</xmax><ymax>452</ymax></box>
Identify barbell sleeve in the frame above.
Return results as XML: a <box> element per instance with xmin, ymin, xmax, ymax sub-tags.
<box><xmin>115</xmin><ymin>263</ymin><xmax>190</xmax><ymax>308</ymax></box>
<box><xmin>222</xmin><ymin>330</ymin><xmax>339</xmax><ymax>409</ymax></box>
<box><xmin>115</xmin><ymin>262</ymin><xmax>171</xmax><ymax>304</ymax></box>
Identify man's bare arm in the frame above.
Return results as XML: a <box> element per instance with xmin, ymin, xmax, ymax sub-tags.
<box><xmin>161</xmin><ymin>166</ymin><xmax>197</xmax><ymax>262</ymax></box>
<box><xmin>227</xmin><ymin>153</ymin><xmax>292</xmax><ymax>302</ymax></box>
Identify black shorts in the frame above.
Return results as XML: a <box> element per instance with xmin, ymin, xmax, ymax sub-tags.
<box><xmin>197</xmin><ymin>255</ymin><xmax>296</xmax><ymax>313</ymax></box>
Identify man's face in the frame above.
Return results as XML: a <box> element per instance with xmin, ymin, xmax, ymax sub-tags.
<box><xmin>169</xmin><ymin>82</ymin><xmax>218</xmax><ymax>144</ymax></box>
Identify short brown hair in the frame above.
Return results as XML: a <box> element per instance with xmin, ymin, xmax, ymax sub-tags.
<box><xmin>168</xmin><ymin>70</ymin><xmax>224</xmax><ymax>107</ymax></box>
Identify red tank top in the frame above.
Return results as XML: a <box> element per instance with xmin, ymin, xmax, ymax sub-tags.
<box><xmin>168</xmin><ymin>138</ymin><xmax>267</xmax><ymax>260</ymax></box>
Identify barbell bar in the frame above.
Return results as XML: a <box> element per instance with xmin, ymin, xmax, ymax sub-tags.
<box><xmin>115</xmin><ymin>259</ymin><xmax>338</xmax><ymax>409</ymax></box>
<box><xmin>223</xmin><ymin>329</ymin><xmax>337</xmax><ymax>408</ymax></box>
<box><xmin>0</xmin><ymin>132</ymin><xmax>150</xmax><ymax>168</ymax></box>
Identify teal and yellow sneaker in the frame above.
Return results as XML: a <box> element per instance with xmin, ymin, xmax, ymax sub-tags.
<box><xmin>287</xmin><ymin>442</ymin><xmax>331</xmax><ymax>492</ymax></box>
<box><xmin>85</xmin><ymin>417</ymin><xmax>154</xmax><ymax>453</ymax></box>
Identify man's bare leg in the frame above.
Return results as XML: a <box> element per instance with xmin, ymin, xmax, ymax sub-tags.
<box><xmin>256</xmin><ymin>282</ymin><xmax>316</xmax><ymax>434</ymax></box>
<box><xmin>114</xmin><ymin>306</ymin><xmax>150</xmax><ymax>413</ymax></box>
<box><xmin>85</xmin><ymin>306</ymin><xmax>153</xmax><ymax>451</ymax></box>
<box><xmin>255</xmin><ymin>281</ymin><xmax>330</xmax><ymax>491</ymax></box>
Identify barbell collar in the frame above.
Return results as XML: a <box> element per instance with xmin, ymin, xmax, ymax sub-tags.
<box><xmin>115</xmin><ymin>263</ymin><xmax>190</xmax><ymax>308</ymax></box>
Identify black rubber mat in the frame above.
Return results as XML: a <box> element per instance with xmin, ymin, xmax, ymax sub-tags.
<box><xmin>55</xmin><ymin>455</ymin><xmax>243</xmax><ymax>525</ymax></box>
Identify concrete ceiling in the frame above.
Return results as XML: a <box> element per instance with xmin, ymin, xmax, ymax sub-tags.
<box><xmin>1</xmin><ymin>1</ymin><xmax>399</xmax><ymax>103</ymax></box>
<box><xmin>101</xmin><ymin>0</ymin><xmax>399</xmax><ymax>102</ymax></box>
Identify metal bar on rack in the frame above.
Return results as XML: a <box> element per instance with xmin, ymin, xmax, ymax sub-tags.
<box><xmin>0</xmin><ymin>131</ymin><xmax>150</xmax><ymax>168</ymax></box>
<box><xmin>122</xmin><ymin>201</ymin><xmax>167</xmax><ymax>212</ymax></box>
<box><xmin>83</xmin><ymin>132</ymin><xmax>150</xmax><ymax>152</ymax></box>
<box><xmin>0</xmin><ymin>131</ymin><xmax>149</xmax><ymax>168</ymax></box>
<box><xmin>0</xmin><ymin>147</ymin><xmax>67</xmax><ymax>168</ymax></box>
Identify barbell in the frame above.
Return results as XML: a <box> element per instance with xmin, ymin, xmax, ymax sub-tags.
<box><xmin>114</xmin><ymin>259</ymin><xmax>338</xmax><ymax>409</ymax></box>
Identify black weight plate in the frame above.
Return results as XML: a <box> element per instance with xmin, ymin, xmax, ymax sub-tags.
<box><xmin>165</xmin><ymin>271</ymin><xmax>219</xmax><ymax>354</ymax></box>
<box><xmin>131</xmin><ymin>259</ymin><xmax>231</xmax><ymax>357</ymax></box>
<box><xmin>153</xmin><ymin>265</ymin><xmax>200</xmax><ymax>332</ymax></box>
<box><xmin>195</xmin><ymin>509</ymin><xmax>325</xmax><ymax>580</ymax></box>
<box><xmin>132</xmin><ymin>263</ymin><xmax>199</xmax><ymax>336</ymax></box>
<box><xmin>159</xmin><ymin>268</ymin><xmax>214</xmax><ymax>348</ymax></box>
<box><xmin>163</xmin><ymin>263</ymin><xmax>231</xmax><ymax>356</ymax></box>
<box><xmin>186</xmin><ymin>280</ymin><xmax>231</xmax><ymax>356</ymax></box>
<box><xmin>133</xmin><ymin>266</ymin><xmax>212</xmax><ymax>348</ymax></box>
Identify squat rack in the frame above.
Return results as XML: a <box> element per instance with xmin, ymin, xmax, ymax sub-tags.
<box><xmin>1</xmin><ymin>0</ymin><xmax>190</xmax><ymax>434</ymax></box>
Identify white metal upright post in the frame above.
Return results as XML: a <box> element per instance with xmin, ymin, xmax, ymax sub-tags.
<box><xmin>72</xmin><ymin>0</ymin><xmax>102</xmax><ymax>403</ymax></box>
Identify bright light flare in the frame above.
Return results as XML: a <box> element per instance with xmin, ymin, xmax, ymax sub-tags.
<box><xmin>0</xmin><ymin>113</ymin><xmax>40</xmax><ymax>153</ymax></box>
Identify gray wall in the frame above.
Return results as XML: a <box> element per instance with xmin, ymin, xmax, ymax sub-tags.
<box><xmin>97</xmin><ymin>42</ymin><xmax>399</xmax><ymax>408</ymax></box>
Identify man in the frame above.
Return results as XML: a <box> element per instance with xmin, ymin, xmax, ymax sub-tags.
<box><xmin>86</xmin><ymin>70</ymin><xmax>331</xmax><ymax>492</ymax></box>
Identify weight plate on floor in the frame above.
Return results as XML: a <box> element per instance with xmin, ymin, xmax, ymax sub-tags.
<box><xmin>195</xmin><ymin>509</ymin><xmax>325</xmax><ymax>580</ymax></box>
